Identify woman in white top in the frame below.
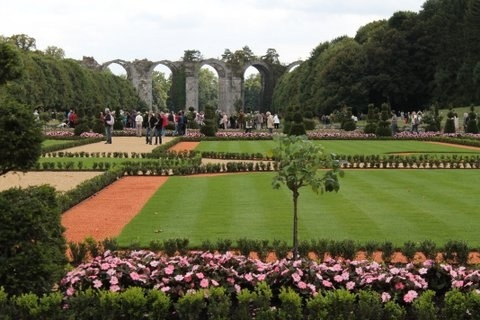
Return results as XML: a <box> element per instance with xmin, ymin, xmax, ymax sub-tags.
<box><xmin>135</xmin><ymin>111</ymin><xmax>143</xmax><ymax>136</ymax></box>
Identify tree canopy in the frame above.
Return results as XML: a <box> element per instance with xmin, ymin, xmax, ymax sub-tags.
<box><xmin>273</xmin><ymin>0</ymin><xmax>480</xmax><ymax>115</ymax></box>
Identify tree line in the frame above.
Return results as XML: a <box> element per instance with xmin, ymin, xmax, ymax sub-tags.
<box><xmin>273</xmin><ymin>0</ymin><xmax>480</xmax><ymax>117</ymax></box>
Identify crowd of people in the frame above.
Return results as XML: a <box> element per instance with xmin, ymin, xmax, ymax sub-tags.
<box><xmin>216</xmin><ymin>110</ymin><xmax>281</xmax><ymax>133</ymax></box>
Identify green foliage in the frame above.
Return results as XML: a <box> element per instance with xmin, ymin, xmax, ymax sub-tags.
<box><xmin>175</xmin><ymin>290</ymin><xmax>207</xmax><ymax>320</ymax></box>
<box><xmin>0</xmin><ymin>41</ymin><xmax>23</xmax><ymax>84</ymax></box>
<box><xmin>443</xmin><ymin>109</ymin><xmax>456</xmax><ymax>133</ymax></box>
<box><xmin>0</xmin><ymin>97</ymin><xmax>43</xmax><ymax>175</ymax></box>
<box><xmin>272</xmin><ymin>135</ymin><xmax>343</xmax><ymax>258</ymax></box>
<box><xmin>205</xmin><ymin>287</ymin><xmax>232</xmax><ymax>320</ymax></box>
<box><xmin>356</xmin><ymin>290</ymin><xmax>383</xmax><ymax>320</ymax></box>
<box><xmin>0</xmin><ymin>186</ymin><xmax>66</xmax><ymax>295</ymax></box>
<box><xmin>375</xmin><ymin>103</ymin><xmax>392</xmax><ymax>137</ymax></box>
<box><xmin>443</xmin><ymin>289</ymin><xmax>469</xmax><ymax>320</ymax></box>
<box><xmin>200</xmin><ymin>104</ymin><xmax>218</xmax><ymax>136</ymax></box>
<box><xmin>411</xmin><ymin>290</ymin><xmax>437</xmax><ymax>320</ymax></box>
<box><xmin>363</xmin><ymin>104</ymin><xmax>379</xmax><ymax>134</ymax></box>
<box><xmin>383</xmin><ymin>301</ymin><xmax>407</xmax><ymax>320</ymax></box>
<box><xmin>466</xmin><ymin>105</ymin><xmax>479</xmax><ymax>134</ymax></box>
<box><xmin>147</xmin><ymin>289</ymin><xmax>171</xmax><ymax>320</ymax></box>
<box><xmin>306</xmin><ymin>289</ymin><xmax>356</xmax><ymax>320</ymax></box>
<box><xmin>277</xmin><ymin>287</ymin><xmax>302</xmax><ymax>320</ymax></box>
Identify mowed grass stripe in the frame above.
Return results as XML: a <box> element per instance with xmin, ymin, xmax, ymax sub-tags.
<box><xmin>195</xmin><ymin>140</ymin><xmax>479</xmax><ymax>155</ymax></box>
<box><xmin>117</xmin><ymin>170</ymin><xmax>480</xmax><ymax>247</ymax></box>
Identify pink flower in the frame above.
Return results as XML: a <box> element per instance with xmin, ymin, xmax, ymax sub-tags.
<box><xmin>346</xmin><ymin>281</ymin><xmax>355</xmax><ymax>290</ymax></box>
<box><xmin>244</xmin><ymin>273</ymin><xmax>254</xmax><ymax>282</ymax></box>
<box><xmin>322</xmin><ymin>280</ymin><xmax>333</xmax><ymax>288</ymax></box>
<box><xmin>196</xmin><ymin>272</ymin><xmax>205</xmax><ymax>279</ymax></box>
<box><xmin>297</xmin><ymin>281</ymin><xmax>307</xmax><ymax>289</ymax></box>
<box><xmin>174</xmin><ymin>274</ymin><xmax>184</xmax><ymax>281</ymax></box>
<box><xmin>334</xmin><ymin>275</ymin><xmax>344</xmax><ymax>283</ymax></box>
<box><xmin>110</xmin><ymin>276</ymin><xmax>119</xmax><ymax>285</ymax></box>
<box><xmin>110</xmin><ymin>284</ymin><xmax>121</xmax><ymax>292</ymax></box>
<box><xmin>403</xmin><ymin>290</ymin><xmax>418</xmax><ymax>303</ymax></box>
<box><xmin>164</xmin><ymin>265</ymin><xmax>174</xmax><ymax>275</ymax></box>
<box><xmin>66</xmin><ymin>287</ymin><xmax>75</xmax><ymax>296</ymax></box>
<box><xmin>93</xmin><ymin>279</ymin><xmax>103</xmax><ymax>288</ymax></box>
<box><xmin>395</xmin><ymin>282</ymin><xmax>404</xmax><ymax>290</ymax></box>
<box><xmin>292</xmin><ymin>273</ymin><xmax>301</xmax><ymax>282</ymax></box>
<box><xmin>130</xmin><ymin>272</ymin><xmax>140</xmax><ymax>281</ymax></box>
<box><xmin>200</xmin><ymin>278</ymin><xmax>209</xmax><ymax>288</ymax></box>
<box><xmin>381</xmin><ymin>292</ymin><xmax>391</xmax><ymax>302</ymax></box>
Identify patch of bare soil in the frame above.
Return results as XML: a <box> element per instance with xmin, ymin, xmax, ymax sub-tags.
<box><xmin>0</xmin><ymin>171</ymin><xmax>103</xmax><ymax>192</ymax></box>
<box><xmin>62</xmin><ymin>176</ymin><xmax>168</xmax><ymax>242</ymax></box>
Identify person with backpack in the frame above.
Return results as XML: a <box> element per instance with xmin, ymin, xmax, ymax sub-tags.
<box><xmin>102</xmin><ymin>108</ymin><xmax>115</xmax><ymax>144</ymax></box>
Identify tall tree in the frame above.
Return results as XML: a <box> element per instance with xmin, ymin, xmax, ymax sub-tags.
<box><xmin>272</xmin><ymin>135</ymin><xmax>343</xmax><ymax>259</ymax></box>
<box><xmin>198</xmin><ymin>67</ymin><xmax>218</xmax><ymax>111</ymax></box>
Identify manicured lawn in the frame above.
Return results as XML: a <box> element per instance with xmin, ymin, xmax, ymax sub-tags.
<box><xmin>117</xmin><ymin>170</ymin><xmax>480</xmax><ymax>248</ymax></box>
<box><xmin>42</xmin><ymin>139</ymin><xmax>76</xmax><ymax>148</ymax></box>
<box><xmin>195</xmin><ymin>140</ymin><xmax>479</xmax><ymax>156</ymax></box>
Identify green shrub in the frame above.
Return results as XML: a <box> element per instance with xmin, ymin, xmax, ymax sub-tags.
<box><xmin>443</xmin><ymin>289</ymin><xmax>469</xmax><ymax>320</ymax></box>
<box><xmin>99</xmin><ymin>290</ymin><xmax>122</xmax><ymax>320</ymax></box>
<box><xmin>383</xmin><ymin>300</ymin><xmax>407</xmax><ymax>320</ymax></box>
<box><xmin>146</xmin><ymin>289</ymin><xmax>171</xmax><ymax>320</ymax></box>
<box><xmin>356</xmin><ymin>290</ymin><xmax>383</xmax><ymax>320</ymax></box>
<box><xmin>206</xmin><ymin>287</ymin><xmax>232</xmax><ymax>320</ymax></box>
<box><xmin>411</xmin><ymin>290</ymin><xmax>437</xmax><ymax>320</ymax></box>
<box><xmin>443</xmin><ymin>240</ymin><xmax>470</xmax><ymax>265</ymax></box>
<box><xmin>64</xmin><ymin>288</ymin><xmax>101</xmax><ymax>319</ymax></box>
<box><xmin>119</xmin><ymin>287</ymin><xmax>148</xmax><ymax>319</ymax></box>
<box><xmin>68</xmin><ymin>241</ymin><xmax>89</xmax><ymax>265</ymax></box>
<box><xmin>306</xmin><ymin>289</ymin><xmax>355</xmax><ymax>320</ymax></box>
<box><xmin>277</xmin><ymin>287</ymin><xmax>302</xmax><ymax>320</ymax></box>
<box><xmin>419</xmin><ymin>240</ymin><xmax>437</xmax><ymax>260</ymax></box>
<box><xmin>175</xmin><ymin>290</ymin><xmax>206</xmax><ymax>320</ymax></box>
<box><xmin>74</xmin><ymin>121</ymin><xmax>90</xmax><ymax>136</ymax></box>
<box><xmin>0</xmin><ymin>186</ymin><xmax>67</xmax><ymax>295</ymax></box>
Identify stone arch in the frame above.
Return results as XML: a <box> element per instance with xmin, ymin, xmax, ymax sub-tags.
<box><xmin>241</xmin><ymin>60</ymin><xmax>275</xmax><ymax>112</ymax></box>
<box><xmin>101</xmin><ymin>59</ymin><xmax>131</xmax><ymax>78</ymax></box>
<box><xmin>151</xmin><ymin>60</ymin><xmax>179</xmax><ymax>74</ymax></box>
<box><xmin>286</xmin><ymin>60</ymin><xmax>303</xmax><ymax>73</ymax></box>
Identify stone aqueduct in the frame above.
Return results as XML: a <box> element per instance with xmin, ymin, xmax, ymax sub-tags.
<box><xmin>82</xmin><ymin>57</ymin><xmax>302</xmax><ymax>115</ymax></box>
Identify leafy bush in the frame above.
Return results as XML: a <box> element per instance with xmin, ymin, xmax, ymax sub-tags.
<box><xmin>0</xmin><ymin>186</ymin><xmax>66</xmax><ymax>295</ymax></box>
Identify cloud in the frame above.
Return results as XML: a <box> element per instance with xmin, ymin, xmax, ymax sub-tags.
<box><xmin>0</xmin><ymin>0</ymin><xmax>425</xmax><ymax>64</ymax></box>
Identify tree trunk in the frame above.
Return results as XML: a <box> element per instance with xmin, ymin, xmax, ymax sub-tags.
<box><xmin>293</xmin><ymin>190</ymin><xmax>299</xmax><ymax>260</ymax></box>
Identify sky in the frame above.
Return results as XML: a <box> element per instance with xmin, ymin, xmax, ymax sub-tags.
<box><xmin>1</xmin><ymin>0</ymin><xmax>425</xmax><ymax>69</ymax></box>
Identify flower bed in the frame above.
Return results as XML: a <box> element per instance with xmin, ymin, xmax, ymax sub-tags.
<box><xmin>60</xmin><ymin>250</ymin><xmax>479</xmax><ymax>303</ymax></box>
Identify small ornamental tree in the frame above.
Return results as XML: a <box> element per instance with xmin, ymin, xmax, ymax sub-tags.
<box><xmin>0</xmin><ymin>185</ymin><xmax>67</xmax><ymax>295</ymax></box>
<box><xmin>0</xmin><ymin>95</ymin><xmax>43</xmax><ymax>176</ymax></box>
<box><xmin>200</xmin><ymin>104</ymin><xmax>218</xmax><ymax>136</ymax></box>
<box><xmin>272</xmin><ymin>135</ymin><xmax>343</xmax><ymax>259</ymax></box>
<box><xmin>466</xmin><ymin>105</ymin><xmax>479</xmax><ymax>134</ymax></box>
<box><xmin>375</xmin><ymin>103</ymin><xmax>392</xmax><ymax>137</ymax></box>
<box><xmin>363</xmin><ymin>104</ymin><xmax>378</xmax><ymax>134</ymax></box>
<box><xmin>443</xmin><ymin>109</ymin><xmax>456</xmax><ymax>133</ymax></box>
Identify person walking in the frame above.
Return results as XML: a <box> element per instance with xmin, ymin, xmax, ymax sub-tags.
<box><xmin>273</xmin><ymin>114</ymin><xmax>280</xmax><ymax>129</ymax></box>
<box><xmin>266</xmin><ymin>111</ymin><xmax>274</xmax><ymax>134</ymax></box>
<box><xmin>391</xmin><ymin>111</ymin><xmax>398</xmax><ymax>135</ymax></box>
<box><xmin>102</xmin><ymin>108</ymin><xmax>114</xmax><ymax>144</ymax></box>
<box><xmin>154</xmin><ymin>112</ymin><xmax>163</xmax><ymax>145</ymax></box>
<box><xmin>144</xmin><ymin>111</ymin><xmax>156</xmax><ymax>144</ymax></box>
<box><xmin>135</xmin><ymin>111</ymin><xmax>143</xmax><ymax>137</ymax></box>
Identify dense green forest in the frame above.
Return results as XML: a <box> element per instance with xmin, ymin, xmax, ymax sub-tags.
<box><xmin>273</xmin><ymin>0</ymin><xmax>480</xmax><ymax>116</ymax></box>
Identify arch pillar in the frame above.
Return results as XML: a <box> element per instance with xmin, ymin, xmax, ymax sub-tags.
<box><xmin>129</xmin><ymin>59</ymin><xmax>154</xmax><ymax>110</ymax></box>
